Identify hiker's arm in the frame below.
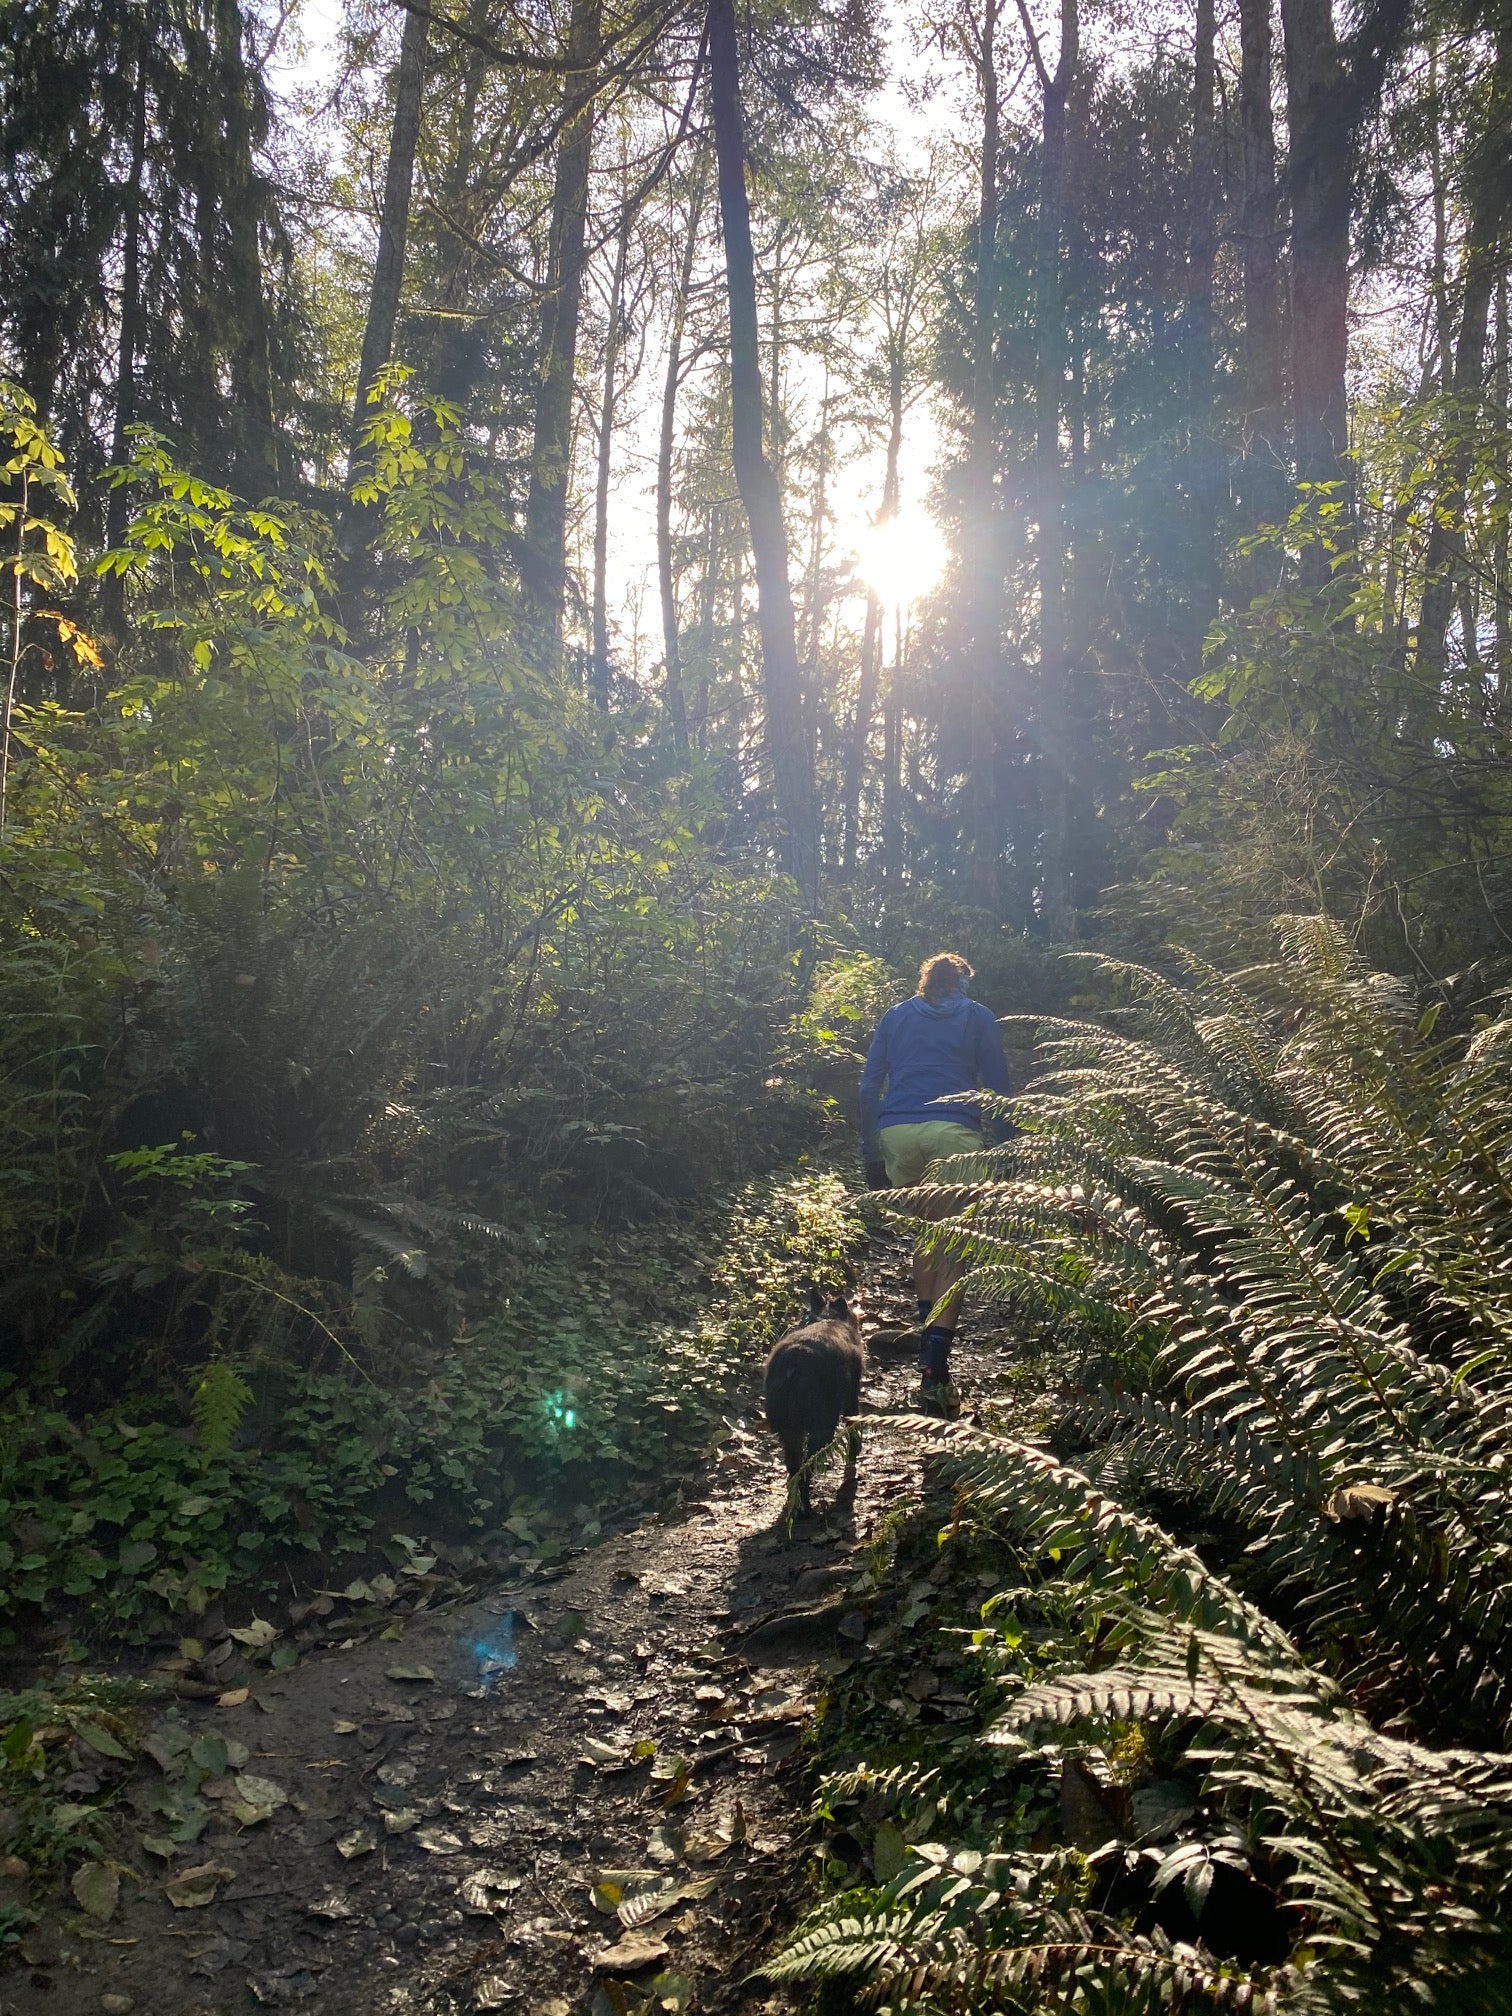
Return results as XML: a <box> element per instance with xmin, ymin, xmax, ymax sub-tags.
<box><xmin>858</xmin><ymin>1018</ymin><xmax>890</xmax><ymax>1185</ymax></box>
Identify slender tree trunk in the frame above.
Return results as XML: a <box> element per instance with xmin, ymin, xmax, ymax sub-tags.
<box><xmin>348</xmin><ymin>0</ymin><xmax>429</xmax><ymax>480</ymax></box>
<box><xmin>801</xmin><ymin>372</ymin><xmax>832</xmax><ymax>780</ymax></box>
<box><xmin>1280</xmin><ymin>0</ymin><xmax>1411</xmax><ymax>583</ymax></box>
<box><xmin>1022</xmin><ymin>0</ymin><xmax>1078</xmax><ymax>939</ymax></box>
<box><xmin>103</xmin><ymin>42</ymin><xmax>149</xmax><ymax>631</ymax></box>
<box><xmin>1238</xmin><ymin>0</ymin><xmax>1285</xmax><ymax>535</ymax></box>
<box><xmin>842</xmin><ymin>594</ymin><xmax>881</xmax><ymax>875</ymax></box>
<box><xmin>706</xmin><ymin>0</ymin><xmax>816</xmax><ymax>899</ymax></box>
<box><xmin>657</xmin><ymin>158</ymin><xmax>708</xmax><ymax>754</ymax></box>
<box><xmin>591</xmin><ymin>210</ymin><xmax>632</xmax><ymax>709</ymax></box>
<box><xmin>1418</xmin><ymin>28</ymin><xmax>1512</xmax><ymax>670</ymax></box>
<box><xmin>1280</xmin><ymin>0</ymin><xmax>1350</xmax><ymax>562</ymax></box>
<box><xmin>694</xmin><ymin>503</ymin><xmax>719</xmax><ymax>742</ymax></box>
<box><xmin>965</xmin><ymin>0</ymin><xmax>1002</xmax><ymax>905</ymax></box>
<box><xmin>842</xmin><ymin>354</ymin><xmax>903</xmax><ymax>877</ymax></box>
<box><xmin>215</xmin><ymin>0</ymin><xmax>278</xmax><ymax>497</ymax></box>
<box><xmin>107</xmin><ymin>47</ymin><xmax>149</xmax><ymax>551</ymax></box>
<box><xmin>521</xmin><ymin>0</ymin><xmax>602</xmax><ymax>650</ymax></box>
<box><xmin>1187</xmin><ymin>0</ymin><xmax>1219</xmax><ymax>624</ymax></box>
<box><xmin>882</xmin><ymin>611</ymin><xmax>902</xmax><ymax>886</ymax></box>
<box><xmin>1496</xmin><ymin>274</ymin><xmax>1511</xmax><ymax>713</ymax></box>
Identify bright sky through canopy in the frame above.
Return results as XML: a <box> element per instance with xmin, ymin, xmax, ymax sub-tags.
<box><xmin>855</xmin><ymin>510</ymin><xmax>949</xmax><ymax>612</ymax></box>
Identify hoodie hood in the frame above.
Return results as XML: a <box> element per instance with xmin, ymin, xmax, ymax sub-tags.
<box><xmin>911</xmin><ymin>992</ymin><xmax>969</xmax><ymax>1019</ymax></box>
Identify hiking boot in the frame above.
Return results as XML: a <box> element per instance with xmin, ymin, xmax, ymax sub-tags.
<box><xmin>916</xmin><ymin>1374</ymin><xmax>961</xmax><ymax>1420</ymax></box>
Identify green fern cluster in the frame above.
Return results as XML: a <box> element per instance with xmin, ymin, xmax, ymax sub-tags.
<box><xmin>774</xmin><ymin>1429</ymin><xmax>1512</xmax><ymax>2012</ymax></box>
<box><xmin>909</xmin><ymin>916</ymin><xmax>1512</xmax><ymax>1739</ymax></box>
<box><xmin>773</xmin><ymin>919</ymin><xmax>1512</xmax><ymax>2012</ymax></box>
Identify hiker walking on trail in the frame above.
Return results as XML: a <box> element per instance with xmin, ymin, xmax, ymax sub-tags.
<box><xmin>858</xmin><ymin>953</ymin><xmax>1011</xmax><ymax>1417</ymax></box>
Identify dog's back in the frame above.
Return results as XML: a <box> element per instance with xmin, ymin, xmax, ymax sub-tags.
<box><xmin>764</xmin><ymin>1290</ymin><xmax>865</xmax><ymax>1504</ymax></box>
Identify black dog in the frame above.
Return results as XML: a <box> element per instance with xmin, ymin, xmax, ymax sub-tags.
<box><xmin>763</xmin><ymin>1289</ymin><xmax>865</xmax><ymax>1514</ymax></box>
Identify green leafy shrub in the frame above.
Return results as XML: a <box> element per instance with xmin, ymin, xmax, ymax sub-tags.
<box><xmin>0</xmin><ymin>1169</ymin><xmax>862</xmax><ymax>1641</ymax></box>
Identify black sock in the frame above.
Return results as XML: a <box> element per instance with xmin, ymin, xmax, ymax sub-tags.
<box><xmin>917</xmin><ymin>1298</ymin><xmax>933</xmax><ymax>1323</ymax></box>
<box><xmin>920</xmin><ymin>1324</ymin><xmax>955</xmax><ymax>1379</ymax></box>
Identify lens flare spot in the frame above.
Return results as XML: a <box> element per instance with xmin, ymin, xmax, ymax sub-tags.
<box><xmin>541</xmin><ymin>1388</ymin><xmax>578</xmax><ymax>1437</ymax></box>
<box><xmin>471</xmin><ymin>1611</ymin><xmax>517</xmax><ymax>1690</ymax></box>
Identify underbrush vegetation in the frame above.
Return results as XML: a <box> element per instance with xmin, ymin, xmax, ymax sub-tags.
<box><xmin>776</xmin><ymin>918</ymin><xmax>1512</xmax><ymax>2012</ymax></box>
<box><xmin>0</xmin><ymin>1168</ymin><xmax>862</xmax><ymax>1651</ymax></box>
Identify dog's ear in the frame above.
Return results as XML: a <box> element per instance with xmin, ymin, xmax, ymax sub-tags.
<box><xmin>808</xmin><ymin>1286</ymin><xmax>825</xmax><ymax>1317</ymax></box>
<box><xmin>827</xmin><ymin>1295</ymin><xmax>851</xmax><ymax>1320</ymax></box>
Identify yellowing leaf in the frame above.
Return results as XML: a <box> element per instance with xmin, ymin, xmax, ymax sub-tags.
<box><xmin>71</xmin><ymin>1862</ymin><xmax>119</xmax><ymax>1922</ymax></box>
<box><xmin>164</xmin><ymin>1861</ymin><xmax>235</xmax><ymax>1909</ymax></box>
<box><xmin>228</xmin><ymin>1618</ymin><xmax>278</xmax><ymax>1650</ymax></box>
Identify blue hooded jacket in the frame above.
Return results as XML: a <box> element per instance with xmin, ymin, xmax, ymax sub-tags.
<box><xmin>857</xmin><ymin>992</ymin><xmax>1012</xmax><ymax>1159</ymax></box>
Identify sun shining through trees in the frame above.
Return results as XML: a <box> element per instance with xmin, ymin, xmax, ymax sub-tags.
<box><xmin>853</xmin><ymin>510</ymin><xmax>950</xmax><ymax>615</ymax></box>
<box><xmin>7</xmin><ymin>0</ymin><xmax>1512</xmax><ymax>2001</ymax></box>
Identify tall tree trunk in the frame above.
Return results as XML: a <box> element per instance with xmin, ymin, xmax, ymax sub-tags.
<box><xmin>521</xmin><ymin>0</ymin><xmax>602</xmax><ymax>651</ymax></box>
<box><xmin>706</xmin><ymin>0</ymin><xmax>816</xmax><ymax>899</ymax></box>
<box><xmin>1187</xmin><ymin>0</ymin><xmax>1219</xmax><ymax>624</ymax></box>
<box><xmin>107</xmin><ymin>44</ymin><xmax>149</xmax><ymax>558</ymax></box>
<box><xmin>215</xmin><ymin>0</ymin><xmax>278</xmax><ymax>497</ymax></box>
<box><xmin>348</xmin><ymin>0</ymin><xmax>429</xmax><ymax>480</ymax></box>
<box><xmin>1280</xmin><ymin>0</ymin><xmax>1411</xmax><ymax>582</ymax></box>
<box><xmin>1496</xmin><ymin>273</ymin><xmax>1511</xmax><ymax>713</ymax></box>
<box><xmin>842</xmin><ymin>351</ymin><xmax>904</xmax><ymax>877</ymax></box>
<box><xmin>965</xmin><ymin>0</ymin><xmax>1003</xmax><ymax>905</ymax></box>
<box><xmin>1238</xmin><ymin>0</ymin><xmax>1285</xmax><ymax>535</ymax></box>
<box><xmin>591</xmin><ymin>208</ymin><xmax>632</xmax><ymax>709</ymax></box>
<box><xmin>694</xmin><ymin>503</ymin><xmax>720</xmax><ymax>741</ymax></box>
<box><xmin>1019</xmin><ymin>0</ymin><xmax>1079</xmax><ymax>939</ymax></box>
<box><xmin>1418</xmin><ymin>27</ymin><xmax>1512</xmax><ymax>671</ymax></box>
<box><xmin>842</xmin><ymin>594</ymin><xmax>881</xmax><ymax>875</ymax></box>
<box><xmin>657</xmin><ymin>157</ymin><xmax>708</xmax><ymax>754</ymax></box>
<box><xmin>882</xmin><ymin>614</ymin><xmax>902</xmax><ymax>886</ymax></box>
<box><xmin>1280</xmin><ymin>0</ymin><xmax>1350</xmax><ymax>558</ymax></box>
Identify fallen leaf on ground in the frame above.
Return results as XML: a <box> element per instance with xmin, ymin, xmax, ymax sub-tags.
<box><xmin>383</xmin><ymin>1806</ymin><xmax>423</xmax><ymax>1834</ymax></box>
<box><xmin>335</xmin><ymin>1828</ymin><xmax>376</xmax><ymax>1859</ymax></box>
<box><xmin>460</xmin><ymin>1869</ymin><xmax>523</xmax><ymax>1914</ymax></box>
<box><xmin>649</xmin><ymin>1973</ymin><xmax>695</xmax><ymax>2014</ymax></box>
<box><xmin>619</xmin><ymin>1876</ymin><xmax>717</xmax><ymax>1929</ymax></box>
<box><xmin>645</xmin><ymin>1824</ymin><xmax>683</xmax><ymax>1866</ymax></box>
<box><xmin>71</xmin><ymin>1861</ymin><xmax>119</xmax><ymax>1921</ymax></box>
<box><xmin>75</xmin><ymin>1721</ymin><xmax>132</xmax><ymax>1761</ymax></box>
<box><xmin>592</xmin><ymin>1933</ymin><xmax>670</xmax><ymax>1975</ymax></box>
<box><xmin>473</xmin><ymin>1977</ymin><xmax>515</xmax><ymax>2010</ymax></box>
<box><xmin>332</xmin><ymin>1720</ymin><xmax>358</xmax><ymax>1735</ymax></box>
<box><xmin>580</xmin><ymin>1737</ymin><xmax>631</xmax><ymax>1769</ymax></box>
<box><xmin>384</xmin><ymin>1665</ymin><xmax>435</xmax><ymax>1683</ymax></box>
<box><xmin>306</xmin><ymin>1893</ymin><xmax>358</xmax><ymax>1920</ymax></box>
<box><xmin>164</xmin><ymin>1861</ymin><xmax>236</xmax><ymax>1908</ymax></box>
<box><xmin>415</xmin><ymin>1827</ymin><xmax>464</xmax><ymax>1854</ymax></box>
<box><xmin>228</xmin><ymin>1618</ymin><xmax>279</xmax><ymax>1651</ymax></box>
<box><xmin>217</xmin><ymin>1688</ymin><xmax>251</xmax><ymax>1708</ymax></box>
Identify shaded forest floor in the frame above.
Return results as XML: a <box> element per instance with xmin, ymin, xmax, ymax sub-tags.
<box><xmin>1</xmin><ymin>1227</ymin><xmax>1044</xmax><ymax>2016</ymax></box>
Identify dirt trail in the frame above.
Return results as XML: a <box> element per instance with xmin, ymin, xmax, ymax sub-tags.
<box><xmin>4</xmin><ymin>1240</ymin><xmax>991</xmax><ymax>2016</ymax></box>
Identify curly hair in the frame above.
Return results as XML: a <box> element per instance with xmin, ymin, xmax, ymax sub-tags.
<box><xmin>917</xmin><ymin>953</ymin><xmax>973</xmax><ymax>1001</ymax></box>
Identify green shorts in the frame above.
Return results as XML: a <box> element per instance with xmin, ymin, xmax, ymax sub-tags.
<box><xmin>879</xmin><ymin>1120</ymin><xmax>983</xmax><ymax>1187</ymax></box>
